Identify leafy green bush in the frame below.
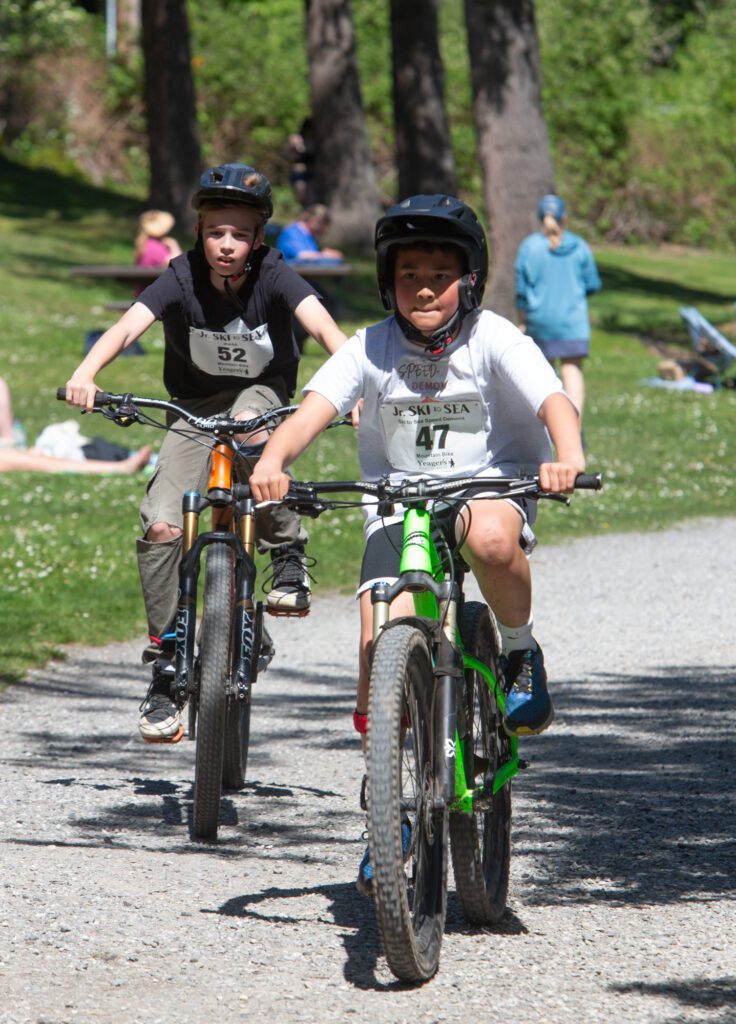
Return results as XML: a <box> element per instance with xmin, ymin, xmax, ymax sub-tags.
<box><xmin>188</xmin><ymin>0</ymin><xmax>309</xmax><ymax>192</ymax></box>
<box><xmin>0</xmin><ymin>0</ymin><xmax>87</xmax><ymax>158</ymax></box>
<box><xmin>536</xmin><ymin>0</ymin><xmax>653</xmax><ymax>229</ymax></box>
<box><xmin>632</xmin><ymin>2</ymin><xmax>736</xmax><ymax>248</ymax></box>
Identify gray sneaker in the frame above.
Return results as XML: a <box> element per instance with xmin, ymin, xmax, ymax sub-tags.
<box><xmin>264</xmin><ymin>543</ymin><xmax>312</xmax><ymax>616</ymax></box>
<box><xmin>138</xmin><ymin>661</ymin><xmax>183</xmax><ymax>742</ymax></box>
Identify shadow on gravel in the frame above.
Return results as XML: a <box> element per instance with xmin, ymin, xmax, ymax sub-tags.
<box><xmin>21</xmin><ymin>766</ymin><xmax>357</xmax><ymax>856</ymax></box>
<box><xmin>444</xmin><ymin>895</ymin><xmax>528</xmax><ymax>937</ymax></box>
<box><xmin>212</xmin><ymin>887</ymin><xmax>531</xmax><ymax>990</ymax></box>
<box><xmin>515</xmin><ymin>664</ymin><xmax>735</xmax><ymax>908</ymax></box>
<box><xmin>611</xmin><ymin>976</ymin><xmax>736</xmax><ymax>1024</ymax></box>
<box><xmin>214</xmin><ymin>882</ymin><xmax>390</xmax><ymax>988</ymax></box>
<box><xmin>17</xmin><ymin>662</ymin><xmax>141</xmax><ymax>701</ymax></box>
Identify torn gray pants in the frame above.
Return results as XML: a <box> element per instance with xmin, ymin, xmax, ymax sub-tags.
<box><xmin>136</xmin><ymin>387</ymin><xmax>307</xmax><ymax>663</ymax></box>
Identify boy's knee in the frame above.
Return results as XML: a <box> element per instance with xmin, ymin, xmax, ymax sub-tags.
<box><xmin>468</xmin><ymin>522</ymin><xmax>518</xmax><ymax>567</ymax></box>
<box><xmin>145</xmin><ymin>521</ymin><xmax>182</xmax><ymax>544</ymax></box>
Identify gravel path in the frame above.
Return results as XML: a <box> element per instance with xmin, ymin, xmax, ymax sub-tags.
<box><xmin>1</xmin><ymin>518</ymin><xmax>734</xmax><ymax>1023</ymax></box>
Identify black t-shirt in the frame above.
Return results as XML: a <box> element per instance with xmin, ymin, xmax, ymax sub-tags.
<box><xmin>137</xmin><ymin>246</ymin><xmax>317</xmax><ymax>399</ymax></box>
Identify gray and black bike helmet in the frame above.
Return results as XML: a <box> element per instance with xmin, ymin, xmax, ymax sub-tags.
<box><xmin>191</xmin><ymin>162</ymin><xmax>273</xmax><ymax>220</ymax></box>
<box><xmin>375</xmin><ymin>194</ymin><xmax>488</xmax><ymax>313</ymax></box>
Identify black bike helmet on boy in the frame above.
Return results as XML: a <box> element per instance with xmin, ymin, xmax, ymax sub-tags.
<box><xmin>375</xmin><ymin>194</ymin><xmax>488</xmax><ymax>358</ymax></box>
<box><xmin>191</xmin><ymin>162</ymin><xmax>273</xmax><ymax>220</ymax></box>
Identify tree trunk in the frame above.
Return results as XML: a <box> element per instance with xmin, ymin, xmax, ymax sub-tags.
<box><xmin>141</xmin><ymin>0</ymin><xmax>201</xmax><ymax>228</ymax></box>
<box><xmin>305</xmin><ymin>0</ymin><xmax>380</xmax><ymax>250</ymax></box>
<box><xmin>390</xmin><ymin>0</ymin><xmax>456</xmax><ymax>199</ymax></box>
<box><xmin>464</xmin><ymin>0</ymin><xmax>555</xmax><ymax>320</ymax></box>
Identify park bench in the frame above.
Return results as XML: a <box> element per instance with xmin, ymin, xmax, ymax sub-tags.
<box><xmin>71</xmin><ymin>261</ymin><xmax>354</xmax><ymax>312</ymax></box>
<box><xmin>71</xmin><ymin>260</ymin><xmax>354</xmax><ymax>292</ymax></box>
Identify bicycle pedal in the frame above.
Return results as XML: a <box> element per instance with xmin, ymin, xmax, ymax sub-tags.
<box><xmin>142</xmin><ymin>726</ymin><xmax>185</xmax><ymax>745</ymax></box>
<box><xmin>265</xmin><ymin>606</ymin><xmax>310</xmax><ymax>619</ymax></box>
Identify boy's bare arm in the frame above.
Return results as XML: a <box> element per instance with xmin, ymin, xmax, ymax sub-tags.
<box><xmin>293</xmin><ymin>295</ymin><xmax>348</xmax><ymax>355</ymax></box>
<box><xmin>537</xmin><ymin>392</ymin><xmax>586</xmax><ymax>492</ymax></box>
<box><xmin>250</xmin><ymin>391</ymin><xmax>339</xmax><ymax>502</ymax></box>
<box><xmin>65</xmin><ymin>303</ymin><xmax>157</xmax><ymax>411</ymax></box>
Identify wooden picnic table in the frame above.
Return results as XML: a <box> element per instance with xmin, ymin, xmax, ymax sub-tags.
<box><xmin>70</xmin><ymin>261</ymin><xmax>354</xmax><ymax>290</ymax></box>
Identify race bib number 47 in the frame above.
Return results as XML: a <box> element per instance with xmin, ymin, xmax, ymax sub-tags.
<box><xmin>189</xmin><ymin>323</ymin><xmax>274</xmax><ymax>379</ymax></box>
<box><xmin>379</xmin><ymin>398</ymin><xmax>487</xmax><ymax>473</ymax></box>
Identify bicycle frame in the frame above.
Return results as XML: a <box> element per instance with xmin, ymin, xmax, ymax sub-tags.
<box><xmin>370</xmin><ymin>503</ymin><xmax>519</xmax><ymax>813</ymax></box>
<box><xmin>173</xmin><ymin>441</ymin><xmax>262</xmax><ymax>728</ymax></box>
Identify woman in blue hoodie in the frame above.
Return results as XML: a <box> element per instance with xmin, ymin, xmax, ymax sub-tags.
<box><xmin>515</xmin><ymin>195</ymin><xmax>601</xmax><ymax>423</ymax></box>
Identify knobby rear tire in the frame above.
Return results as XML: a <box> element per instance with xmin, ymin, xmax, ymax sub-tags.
<box><xmin>192</xmin><ymin>542</ymin><xmax>232</xmax><ymax>840</ymax></box>
<box><xmin>223</xmin><ymin>576</ymin><xmax>263</xmax><ymax>790</ymax></box>
<box><xmin>449</xmin><ymin>601</ymin><xmax>511</xmax><ymax>923</ymax></box>
<box><xmin>222</xmin><ymin>697</ymin><xmax>251</xmax><ymax>791</ymax></box>
<box><xmin>367</xmin><ymin>625</ymin><xmax>447</xmax><ymax>983</ymax></box>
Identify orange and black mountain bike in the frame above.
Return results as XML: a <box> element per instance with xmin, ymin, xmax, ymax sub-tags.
<box><xmin>57</xmin><ymin>388</ymin><xmax>309</xmax><ymax>841</ymax></box>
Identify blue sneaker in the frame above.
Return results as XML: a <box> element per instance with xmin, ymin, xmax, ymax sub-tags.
<box><xmin>356</xmin><ymin>845</ymin><xmax>374</xmax><ymax>896</ymax></box>
<box><xmin>356</xmin><ymin>819</ymin><xmax>412</xmax><ymax>896</ymax></box>
<box><xmin>501</xmin><ymin>645</ymin><xmax>554</xmax><ymax>736</ymax></box>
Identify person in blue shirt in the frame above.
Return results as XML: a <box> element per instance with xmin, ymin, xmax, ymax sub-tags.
<box><xmin>515</xmin><ymin>195</ymin><xmax>601</xmax><ymax>424</ymax></box>
<box><xmin>276</xmin><ymin>205</ymin><xmax>344</xmax><ymax>265</ymax></box>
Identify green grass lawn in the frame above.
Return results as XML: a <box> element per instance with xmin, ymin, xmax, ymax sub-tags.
<box><xmin>1</xmin><ymin>158</ymin><xmax>734</xmax><ymax>685</ymax></box>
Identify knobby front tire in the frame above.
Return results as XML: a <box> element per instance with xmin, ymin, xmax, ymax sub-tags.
<box><xmin>450</xmin><ymin>601</ymin><xmax>511</xmax><ymax>923</ymax></box>
<box><xmin>192</xmin><ymin>542</ymin><xmax>232</xmax><ymax>840</ymax></box>
<box><xmin>367</xmin><ymin>625</ymin><xmax>448</xmax><ymax>983</ymax></box>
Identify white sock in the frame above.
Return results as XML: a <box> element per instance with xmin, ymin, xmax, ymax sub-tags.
<box><xmin>497</xmin><ymin>618</ymin><xmax>535</xmax><ymax>655</ymax></box>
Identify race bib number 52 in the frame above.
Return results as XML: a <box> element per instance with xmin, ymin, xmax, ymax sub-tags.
<box><xmin>188</xmin><ymin>323</ymin><xmax>274</xmax><ymax>379</ymax></box>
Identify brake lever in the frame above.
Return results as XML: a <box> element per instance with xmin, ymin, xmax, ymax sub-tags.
<box><xmin>538</xmin><ymin>492</ymin><xmax>570</xmax><ymax>505</ymax></box>
<box><xmin>290</xmin><ymin>501</ymin><xmax>329</xmax><ymax>519</ymax></box>
<box><xmin>102</xmin><ymin>403</ymin><xmax>140</xmax><ymax>427</ymax></box>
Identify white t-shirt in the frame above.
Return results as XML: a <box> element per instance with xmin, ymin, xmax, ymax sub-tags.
<box><xmin>305</xmin><ymin>309</ymin><xmax>565</xmax><ymax>481</ymax></box>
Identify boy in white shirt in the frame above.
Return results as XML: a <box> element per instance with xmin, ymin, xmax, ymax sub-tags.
<box><xmin>250</xmin><ymin>195</ymin><xmax>585</xmax><ymax>890</ymax></box>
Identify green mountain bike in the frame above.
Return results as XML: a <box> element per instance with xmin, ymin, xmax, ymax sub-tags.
<box><xmin>283</xmin><ymin>470</ymin><xmax>601</xmax><ymax>982</ymax></box>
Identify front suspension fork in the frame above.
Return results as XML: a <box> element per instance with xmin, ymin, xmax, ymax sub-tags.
<box><xmin>173</xmin><ymin>490</ymin><xmax>258</xmax><ymax>708</ymax></box>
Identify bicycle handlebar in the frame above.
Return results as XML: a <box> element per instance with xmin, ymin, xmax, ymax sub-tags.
<box><xmin>56</xmin><ymin>388</ymin><xmax>600</xmax><ymax>501</ymax></box>
<box><xmin>279</xmin><ymin>472</ymin><xmax>602</xmax><ymax>514</ymax></box>
<box><xmin>56</xmin><ymin>388</ymin><xmax>298</xmax><ymax>435</ymax></box>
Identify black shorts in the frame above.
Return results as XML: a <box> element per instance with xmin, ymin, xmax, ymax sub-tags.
<box><xmin>357</xmin><ymin>497</ymin><xmax>534</xmax><ymax>596</ymax></box>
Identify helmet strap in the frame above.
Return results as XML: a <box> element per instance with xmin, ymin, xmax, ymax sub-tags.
<box><xmin>395</xmin><ymin>307</ymin><xmax>463</xmax><ymax>360</ymax></box>
<box><xmin>223</xmin><ymin>262</ymin><xmax>252</xmax><ymax>317</ymax></box>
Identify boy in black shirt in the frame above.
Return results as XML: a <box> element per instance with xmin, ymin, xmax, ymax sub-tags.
<box><xmin>65</xmin><ymin>163</ymin><xmax>347</xmax><ymax>741</ymax></box>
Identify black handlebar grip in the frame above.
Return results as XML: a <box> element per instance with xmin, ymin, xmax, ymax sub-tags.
<box><xmin>574</xmin><ymin>472</ymin><xmax>603</xmax><ymax>490</ymax></box>
<box><xmin>56</xmin><ymin>387</ymin><xmax>114</xmax><ymax>408</ymax></box>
